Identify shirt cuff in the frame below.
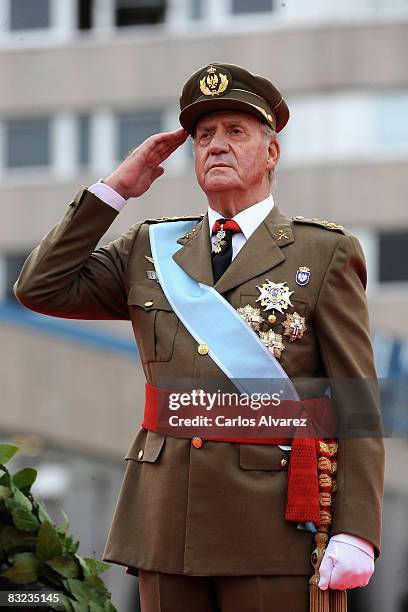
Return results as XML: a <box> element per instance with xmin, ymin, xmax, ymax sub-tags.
<box><xmin>330</xmin><ymin>533</ymin><xmax>375</xmax><ymax>559</ymax></box>
<box><xmin>88</xmin><ymin>179</ymin><xmax>127</xmax><ymax>212</ymax></box>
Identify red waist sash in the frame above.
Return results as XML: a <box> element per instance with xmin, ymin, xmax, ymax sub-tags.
<box><xmin>142</xmin><ymin>383</ymin><xmax>338</xmax><ymax>526</ymax></box>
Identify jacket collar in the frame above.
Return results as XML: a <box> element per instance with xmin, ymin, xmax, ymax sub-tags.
<box><xmin>172</xmin><ymin>204</ymin><xmax>294</xmax><ymax>294</ymax></box>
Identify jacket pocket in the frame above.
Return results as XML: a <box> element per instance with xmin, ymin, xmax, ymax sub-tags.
<box><xmin>239</xmin><ymin>444</ymin><xmax>290</xmax><ymax>471</ymax></box>
<box><xmin>127</xmin><ymin>283</ymin><xmax>179</xmax><ymax>363</ymax></box>
<box><xmin>125</xmin><ymin>429</ymin><xmax>166</xmax><ymax>463</ymax></box>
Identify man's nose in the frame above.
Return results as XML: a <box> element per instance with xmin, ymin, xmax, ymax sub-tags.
<box><xmin>207</xmin><ymin>132</ymin><xmax>230</xmax><ymax>154</ymax></box>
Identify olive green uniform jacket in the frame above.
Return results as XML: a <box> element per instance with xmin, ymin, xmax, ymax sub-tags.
<box><xmin>14</xmin><ymin>187</ymin><xmax>385</xmax><ymax>577</ymax></box>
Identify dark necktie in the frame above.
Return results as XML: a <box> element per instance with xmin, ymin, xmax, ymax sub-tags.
<box><xmin>211</xmin><ymin>218</ymin><xmax>242</xmax><ymax>283</ymax></box>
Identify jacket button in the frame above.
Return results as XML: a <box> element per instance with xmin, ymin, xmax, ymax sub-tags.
<box><xmin>192</xmin><ymin>437</ymin><xmax>203</xmax><ymax>448</ymax></box>
<box><xmin>280</xmin><ymin>458</ymin><xmax>288</xmax><ymax>468</ymax></box>
<box><xmin>137</xmin><ymin>449</ymin><xmax>144</xmax><ymax>459</ymax></box>
<box><xmin>144</xmin><ymin>300</ymin><xmax>153</xmax><ymax>307</ymax></box>
<box><xmin>197</xmin><ymin>344</ymin><xmax>209</xmax><ymax>355</ymax></box>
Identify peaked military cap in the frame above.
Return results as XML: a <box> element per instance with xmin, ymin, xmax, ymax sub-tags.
<box><xmin>179</xmin><ymin>63</ymin><xmax>289</xmax><ymax>134</ymax></box>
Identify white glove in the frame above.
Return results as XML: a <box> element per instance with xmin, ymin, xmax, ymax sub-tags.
<box><xmin>318</xmin><ymin>533</ymin><xmax>375</xmax><ymax>590</ymax></box>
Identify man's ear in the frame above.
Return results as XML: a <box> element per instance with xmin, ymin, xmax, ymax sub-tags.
<box><xmin>267</xmin><ymin>138</ymin><xmax>280</xmax><ymax>173</ymax></box>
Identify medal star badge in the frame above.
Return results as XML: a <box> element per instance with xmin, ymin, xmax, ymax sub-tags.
<box><xmin>237</xmin><ymin>304</ymin><xmax>264</xmax><ymax>332</ymax></box>
<box><xmin>282</xmin><ymin>311</ymin><xmax>307</xmax><ymax>342</ymax></box>
<box><xmin>259</xmin><ymin>330</ymin><xmax>285</xmax><ymax>359</ymax></box>
<box><xmin>256</xmin><ymin>279</ymin><xmax>294</xmax><ymax>314</ymax></box>
<box><xmin>199</xmin><ymin>66</ymin><xmax>231</xmax><ymax>97</ymax></box>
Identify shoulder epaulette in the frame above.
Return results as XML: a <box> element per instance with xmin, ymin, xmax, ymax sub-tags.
<box><xmin>292</xmin><ymin>215</ymin><xmax>348</xmax><ymax>234</ymax></box>
<box><xmin>144</xmin><ymin>214</ymin><xmax>205</xmax><ymax>224</ymax></box>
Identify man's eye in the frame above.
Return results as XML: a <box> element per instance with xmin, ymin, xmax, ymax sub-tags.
<box><xmin>199</xmin><ymin>133</ymin><xmax>210</xmax><ymax>141</ymax></box>
<box><xmin>232</xmin><ymin>128</ymin><xmax>243</xmax><ymax>134</ymax></box>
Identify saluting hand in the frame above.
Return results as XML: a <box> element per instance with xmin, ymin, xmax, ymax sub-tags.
<box><xmin>103</xmin><ymin>128</ymin><xmax>189</xmax><ymax>200</ymax></box>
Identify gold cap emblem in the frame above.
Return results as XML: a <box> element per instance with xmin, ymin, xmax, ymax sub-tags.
<box><xmin>199</xmin><ymin>66</ymin><xmax>230</xmax><ymax>97</ymax></box>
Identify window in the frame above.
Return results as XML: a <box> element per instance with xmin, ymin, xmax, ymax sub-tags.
<box><xmin>5</xmin><ymin>118</ymin><xmax>51</xmax><ymax>168</ymax></box>
<box><xmin>190</xmin><ymin>0</ymin><xmax>202</xmax><ymax>20</ymax></box>
<box><xmin>117</xmin><ymin>111</ymin><xmax>163</xmax><ymax>161</ymax></box>
<box><xmin>77</xmin><ymin>0</ymin><xmax>93</xmax><ymax>30</ymax></box>
<box><xmin>379</xmin><ymin>231</ymin><xmax>408</xmax><ymax>283</ymax></box>
<box><xmin>78</xmin><ymin>114</ymin><xmax>91</xmax><ymax>166</ymax></box>
<box><xmin>115</xmin><ymin>0</ymin><xmax>167</xmax><ymax>26</ymax></box>
<box><xmin>232</xmin><ymin>0</ymin><xmax>273</xmax><ymax>15</ymax></box>
<box><xmin>375</xmin><ymin>92</ymin><xmax>408</xmax><ymax>151</ymax></box>
<box><xmin>10</xmin><ymin>0</ymin><xmax>50</xmax><ymax>30</ymax></box>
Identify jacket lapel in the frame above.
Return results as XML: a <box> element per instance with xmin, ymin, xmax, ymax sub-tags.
<box><xmin>172</xmin><ymin>214</ymin><xmax>214</xmax><ymax>286</ymax></box>
<box><xmin>171</xmin><ymin>205</ymin><xmax>294</xmax><ymax>294</ymax></box>
<box><xmin>214</xmin><ymin>204</ymin><xmax>294</xmax><ymax>294</ymax></box>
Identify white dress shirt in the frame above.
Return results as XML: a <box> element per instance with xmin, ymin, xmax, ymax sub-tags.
<box><xmin>88</xmin><ymin>180</ymin><xmax>128</xmax><ymax>211</ymax></box>
<box><xmin>208</xmin><ymin>194</ymin><xmax>274</xmax><ymax>259</ymax></box>
<box><xmin>88</xmin><ymin>180</ymin><xmax>275</xmax><ymax>248</ymax></box>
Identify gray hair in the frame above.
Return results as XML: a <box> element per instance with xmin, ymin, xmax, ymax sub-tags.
<box><xmin>261</xmin><ymin>123</ymin><xmax>277</xmax><ymax>144</ymax></box>
<box><xmin>260</xmin><ymin>123</ymin><xmax>278</xmax><ymax>189</ymax></box>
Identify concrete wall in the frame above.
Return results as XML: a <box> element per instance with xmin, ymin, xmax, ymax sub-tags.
<box><xmin>0</xmin><ymin>22</ymin><xmax>407</xmax><ymax>115</ymax></box>
<box><xmin>0</xmin><ymin>322</ymin><xmax>145</xmax><ymax>457</ymax></box>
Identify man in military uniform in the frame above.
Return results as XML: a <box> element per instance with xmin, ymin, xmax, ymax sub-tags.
<box><xmin>14</xmin><ymin>64</ymin><xmax>384</xmax><ymax>611</ymax></box>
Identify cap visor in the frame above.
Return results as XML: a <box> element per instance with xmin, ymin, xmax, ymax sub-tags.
<box><xmin>179</xmin><ymin>96</ymin><xmax>277</xmax><ymax>133</ymax></box>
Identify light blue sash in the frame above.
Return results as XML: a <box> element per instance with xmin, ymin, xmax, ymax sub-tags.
<box><xmin>149</xmin><ymin>220</ymin><xmax>299</xmax><ymax>402</ymax></box>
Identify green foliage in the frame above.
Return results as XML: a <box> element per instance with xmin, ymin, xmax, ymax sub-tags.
<box><xmin>1</xmin><ymin>552</ymin><xmax>40</xmax><ymax>584</ymax></box>
<box><xmin>13</xmin><ymin>467</ymin><xmax>37</xmax><ymax>492</ymax></box>
<box><xmin>0</xmin><ymin>471</ymin><xmax>11</xmax><ymax>486</ymax></box>
<box><xmin>0</xmin><ymin>443</ymin><xmax>117</xmax><ymax>611</ymax></box>
<box><xmin>36</xmin><ymin>522</ymin><xmax>63</xmax><ymax>562</ymax></box>
<box><xmin>0</xmin><ymin>444</ymin><xmax>19</xmax><ymax>466</ymax></box>
<box><xmin>37</xmin><ymin>500</ymin><xmax>55</xmax><ymax>525</ymax></box>
<box><xmin>0</xmin><ymin>525</ymin><xmax>37</xmax><ymax>553</ymax></box>
<box><xmin>5</xmin><ymin>498</ymin><xmax>40</xmax><ymax>532</ymax></box>
<box><xmin>0</xmin><ymin>485</ymin><xmax>11</xmax><ymax>500</ymax></box>
<box><xmin>46</xmin><ymin>556</ymin><xmax>80</xmax><ymax>579</ymax></box>
<box><xmin>75</xmin><ymin>556</ymin><xmax>110</xmax><ymax>579</ymax></box>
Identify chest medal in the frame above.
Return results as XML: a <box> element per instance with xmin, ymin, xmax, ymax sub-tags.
<box><xmin>282</xmin><ymin>312</ymin><xmax>307</xmax><ymax>341</ymax></box>
<box><xmin>259</xmin><ymin>330</ymin><xmax>285</xmax><ymax>359</ymax></box>
<box><xmin>256</xmin><ymin>279</ymin><xmax>293</xmax><ymax>314</ymax></box>
<box><xmin>237</xmin><ymin>304</ymin><xmax>264</xmax><ymax>332</ymax></box>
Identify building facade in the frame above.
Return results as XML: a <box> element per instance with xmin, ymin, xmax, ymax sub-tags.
<box><xmin>0</xmin><ymin>1</ymin><xmax>407</xmax><ymax>610</ymax></box>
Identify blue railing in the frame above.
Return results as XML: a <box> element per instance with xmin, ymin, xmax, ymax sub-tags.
<box><xmin>0</xmin><ymin>300</ymin><xmax>138</xmax><ymax>357</ymax></box>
